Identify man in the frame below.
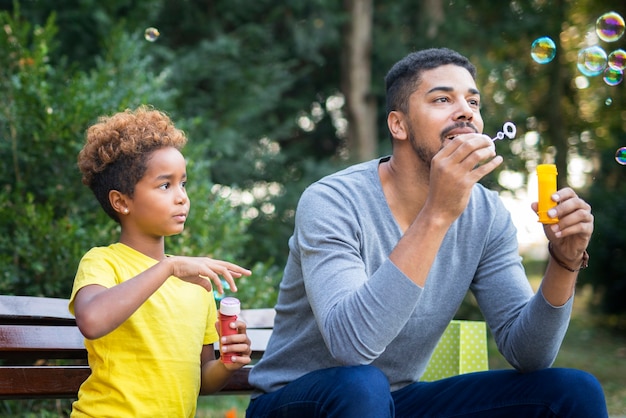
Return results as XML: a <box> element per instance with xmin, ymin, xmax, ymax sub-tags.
<box><xmin>246</xmin><ymin>48</ymin><xmax>607</xmax><ymax>417</ymax></box>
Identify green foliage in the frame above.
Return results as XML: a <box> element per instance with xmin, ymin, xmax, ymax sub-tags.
<box><xmin>580</xmin><ymin>148</ymin><xmax>626</xmax><ymax>318</ymax></box>
<box><xmin>0</xmin><ymin>194</ymin><xmax>83</xmax><ymax>296</ymax></box>
<box><xmin>0</xmin><ymin>5</ymin><xmax>255</xmax><ymax>299</ymax></box>
<box><xmin>1</xmin><ymin>398</ymin><xmax>72</xmax><ymax>417</ymax></box>
<box><xmin>164</xmin><ymin>158</ymin><xmax>283</xmax><ymax>308</ymax></box>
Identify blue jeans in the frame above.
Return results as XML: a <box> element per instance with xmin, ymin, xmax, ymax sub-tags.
<box><xmin>246</xmin><ymin>365</ymin><xmax>608</xmax><ymax>417</ymax></box>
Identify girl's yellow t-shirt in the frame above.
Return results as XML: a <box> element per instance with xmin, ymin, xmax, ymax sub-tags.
<box><xmin>69</xmin><ymin>243</ymin><xmax>219</xmax><ymax>418</ymax></box>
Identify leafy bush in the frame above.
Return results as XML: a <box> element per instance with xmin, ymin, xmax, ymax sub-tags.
<box><xmin>0</xmin><ymin>6</ymin><xmax>266</xmax><ymax>302</ymax></box>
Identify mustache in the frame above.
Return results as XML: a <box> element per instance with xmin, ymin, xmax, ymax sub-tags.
<box><xmin>440</xmin><ymin>122</ymin><xmax>479</xmax><ymax>141</ymax></box>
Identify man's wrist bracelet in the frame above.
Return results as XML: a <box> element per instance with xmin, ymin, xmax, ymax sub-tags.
<box><xmin>548</xmin><ymin>242</ymin><xmax>589</xmax><ymax>272</ymax></box>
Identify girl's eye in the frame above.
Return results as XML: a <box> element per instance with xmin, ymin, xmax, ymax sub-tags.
<box><xmin>159</xmin><ymin>183</ymin><xmax>170</xmax><ymax>190</ymax></box>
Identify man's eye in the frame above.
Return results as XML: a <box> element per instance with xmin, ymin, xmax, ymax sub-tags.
<box><xmin>434</xmin><ymin>97</ymin><xmax>449</xmax><ymax>103</ymax></box>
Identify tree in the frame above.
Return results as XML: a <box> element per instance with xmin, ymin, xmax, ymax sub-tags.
<box><xmin>342</xmin><ymin>0</ymin><xmax>377</xmax><ymax>162</ymax></box>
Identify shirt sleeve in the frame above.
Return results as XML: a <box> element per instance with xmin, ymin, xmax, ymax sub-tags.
<box><xmin>69</xmin><ymin>247</ymin><xmax>118</xmax><ymax>315</ymax></box>
<box><xmin>472</xmin><ymin>193</ymin><xmax>572</xmax><ymax>371</ymax></box>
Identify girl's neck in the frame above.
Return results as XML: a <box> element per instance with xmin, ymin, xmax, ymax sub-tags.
<box><xmin>119</xmin><ymin>233</ymin><xmax>166</xmax><ymax>261</ymax></box>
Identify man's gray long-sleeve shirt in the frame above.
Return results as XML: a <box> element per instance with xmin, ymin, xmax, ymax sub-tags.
<box><xmin>249</xmin><ymin>157</ymin><xmax>572</xmax><ymax>395</ymax></box>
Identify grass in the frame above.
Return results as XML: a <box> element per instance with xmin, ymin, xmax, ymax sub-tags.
<box><xmin>196</xmin><ymin>396</ymin><xmax>248</xmax><ymax>418</ymax></box>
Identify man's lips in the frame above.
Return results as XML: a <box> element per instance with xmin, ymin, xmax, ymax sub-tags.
<box><xmin>443</xmin><ymin>127</ymin><xmax>478</xmax><ymax>141</ymax></box>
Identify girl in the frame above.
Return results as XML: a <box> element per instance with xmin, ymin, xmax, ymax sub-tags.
<box><xmin>70</xmin><ymin>106</ymin><xmax>252</xmax><ymax>417</ymax></box>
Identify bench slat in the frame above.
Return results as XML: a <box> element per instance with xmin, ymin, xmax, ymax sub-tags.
<box><xmin>0</xmin><ymin>325</ymin><xmax>271</xmax><ymax>359</ymax></box>
<box><xmin>0</xmin><ymin>295</ymin><xmax>74</xmax><ymax>325</ymax></box>
<box><xmin>239</xmin><ymin>308</ymin><xmax>275</xmax><ymax>328</ymax></box>
<box><xmin>0</xmin><ymin>366</ymin><xmax>90</xmax><ymax>399</ymax></box>
<box><xmin>0</xmin><ymin>325</ymin><xmax>85</xmax><ymax>352</ymax></box>
<box><xmin>0</xmin><ymin>366</ymin><xmax>252</xmax><ymax>399</ymax></box>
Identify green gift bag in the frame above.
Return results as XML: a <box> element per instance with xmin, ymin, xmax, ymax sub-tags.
<box><xmin>421</xmin><ymin>320</ymin><xmax>489</xmax><ymax>381</ymax></box>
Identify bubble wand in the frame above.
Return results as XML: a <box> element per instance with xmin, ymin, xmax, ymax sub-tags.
<box><xmin>491</xmin><ymin>121</ymin><xmax>517</xmax><ymax>141</ymax></box>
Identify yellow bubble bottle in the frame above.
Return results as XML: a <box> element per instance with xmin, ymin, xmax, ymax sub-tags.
<box><xmin>537</xmin><ymin>164</ymin><xmax>558</xmax><ymax>224</ymax></box>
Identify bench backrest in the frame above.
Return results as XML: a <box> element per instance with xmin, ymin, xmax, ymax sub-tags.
<box><xmin>0</xmin><ymin>295</ymin><xmax>271</xmax><ymax>398</ymax></box>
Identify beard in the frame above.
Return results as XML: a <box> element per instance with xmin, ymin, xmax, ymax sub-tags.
<box><xmin>407</xmin><ymin>121</ymin><xmax>479</xmax><ymax>167</ymax></box>
<box><xmin>407</xmin><ymin>123</ymin><xmax>441</xmax><ymax>167</ymax></box>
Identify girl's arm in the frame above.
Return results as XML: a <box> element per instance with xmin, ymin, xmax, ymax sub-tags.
<box><xmin>73</xmin><ymin>257</ymin><xmax>250</xmax><ymax>339</ymax></box>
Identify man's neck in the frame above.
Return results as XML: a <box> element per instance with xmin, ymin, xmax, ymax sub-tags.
<box><xmin>378</xmin><ymin>156</ymin><xmax>430</xmax><ymax>232</ymax></box>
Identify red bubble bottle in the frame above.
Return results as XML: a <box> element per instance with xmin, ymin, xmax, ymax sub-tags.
<box><xmin>219</xmin><ymin>297</ymin><xmax>241</xmax><ymax>363</ymax></box>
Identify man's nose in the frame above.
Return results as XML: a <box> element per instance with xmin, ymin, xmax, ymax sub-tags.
<box><xmin>453</xmin><ymin>101</ymin><xmax>473</xmax><ymax>121</ymax></box>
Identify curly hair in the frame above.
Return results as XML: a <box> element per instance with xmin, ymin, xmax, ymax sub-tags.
<box><xmin>77</xmin><ymin>105</ymin><xmax>188</xmax><ymax>223</ymax></box>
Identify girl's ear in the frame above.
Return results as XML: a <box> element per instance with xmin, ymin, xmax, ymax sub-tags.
<box><xmin>109</xmin><ymin>190</ymin><xmax>130</xmax><ymax>215</ymax></box>
<box><xmin>387</xmin><ymin>110</ymin><xmax>408</xmax><ymax>142</ymax></box>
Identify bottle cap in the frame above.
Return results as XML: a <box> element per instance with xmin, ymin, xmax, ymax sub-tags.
<box><xmin>219</xmin><ymin>297</ymin><xmax>240</xmax><ymax>315</ymax></box>
<box><xmin>537</xmin><ymin>164</ymin><xmax>557</xmax><ymax>175</ymax></box>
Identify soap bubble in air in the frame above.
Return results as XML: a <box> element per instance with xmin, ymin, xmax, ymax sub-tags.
<box><xmin>608</xmin><ymin>49</ymin><xmax>626</xmax><ymax>71</ymax></box>
<box><xmin>531</xmin><ymin>37</ymin><xmax>556</xmax><ymax>64</ymax></box>
<box><xmin>577</xmin><ymin>46</ymin><xmax>607</xmax><ymax>77</ymax></box>
<box><xmin>144</xmin><ymin>27</ymin><xmax>160</xmax><ymax>42</ymax></box>
<box><xmin>603</xmin><ymin>67</ymin><xmax>623</xmax><ymax>86</ymax></box>
<box><xmin>596</xmin><ymin>11</ymin><xmax>625</xmax><ymax>43</ymax></box>
<box><xmin>615</xmin><ymin>147</ymin><xmax>626</xmax><ymax>165</ymax></box>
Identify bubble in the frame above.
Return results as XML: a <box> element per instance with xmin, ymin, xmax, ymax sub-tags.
<box><xmin>596</xmin><ymin>12</ymin><xmax>625</xmax><ymax>42</ymax></box>
<box><xmin>531</xmin><ymin>37</ymin><xmax>556</xmax><ymax>64</ymax></box>
<box><xmin>603</xmin><ymin>67</ymin><xmax>623</xmax><ymax>86</ymax></box>
<box><xmin>608</xmin><ymin>49</ymin><xmax>626</xmax><ymax>71</ymax></box>
<box><xmin>144</xmin><ymin>27</ymin><xmax>160</xmax><ymax>42</ymax></box>
<box><xmin>616</xmin><ymin>147</ymin><xmax>626</xmax><ymax>165</ymax></box>
<box><xmin>605</xmin><ymin>97</ymin><xmax>613</xmax><ymax>106</ymax></box>
<box><xmin>577</xmin><ymin>46</ymin><xmax>607</xmax><ymax>77</ymax></box>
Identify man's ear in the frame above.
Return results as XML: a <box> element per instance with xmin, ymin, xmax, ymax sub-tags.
<box><xmin>109</xmin><ymin>190</ymin><xmax>129</xmax><ymax>215</ymax></box>
<box><xmin>387</xmin><ymin>110</ymin><xmax>408</xmax><ymax>142</ymax></box>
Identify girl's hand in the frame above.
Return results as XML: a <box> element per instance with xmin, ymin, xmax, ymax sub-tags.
<box><xmin>217</xmin><ymin>319</ymin><xmax>252</xmax><ymax>369</ymax></box>
<box><xmin>167</xmin><ymin>256</ymin><xmax>251</xmax><ymax>293</ymax></box>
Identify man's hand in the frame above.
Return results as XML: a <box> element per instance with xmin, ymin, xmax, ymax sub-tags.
<box><xmin>532</xmin><ymin>188</ymin><xmax>593</xmax><ymax>267</ymax></box>
<box><xmin>428</xmin><ymin>133</ymin><xmax>503</xmax><ymax>222</ymax></box>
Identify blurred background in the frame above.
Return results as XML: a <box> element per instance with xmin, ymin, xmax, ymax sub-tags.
<box><xmin>1</xmin><ymin>0</ymin><xmax>624</xmax><ymax>416</ymax></box>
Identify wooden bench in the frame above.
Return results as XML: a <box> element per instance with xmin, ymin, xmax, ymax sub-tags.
<box><xmin>0</xmin><ymin>295</ymin><xmax>273</xmax><ymax>399</ymax></box>
<box><xmin>0</xmin><ymin>294</ymin><xmax>488</xmax><ymax>400</ymax></box>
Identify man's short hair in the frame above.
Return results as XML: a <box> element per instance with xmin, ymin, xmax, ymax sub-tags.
<box><xmin>385</xmin><ymin>48</ymin><xmax>476</xmax><ymax>116</ymax></box>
